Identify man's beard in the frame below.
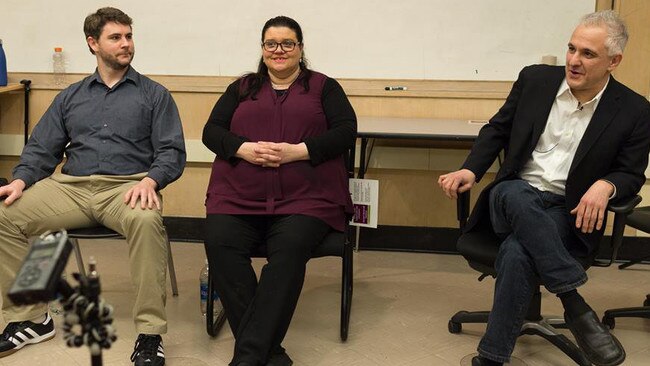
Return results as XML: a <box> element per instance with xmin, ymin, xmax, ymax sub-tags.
<box><xmin>100</xmin><ymin>51</ymin><xmax>134</xmax><ymax>70</ymax></box>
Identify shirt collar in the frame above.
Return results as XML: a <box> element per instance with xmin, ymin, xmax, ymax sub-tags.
<box><xmin>88</xmin><ymin>66</ymin><xmax>139</xmax><ymax>88</ymax></box>
<box><xmin>556</xmin><ymin>76</ymin><xmax>610</xmax><ymax>109</ymax></box>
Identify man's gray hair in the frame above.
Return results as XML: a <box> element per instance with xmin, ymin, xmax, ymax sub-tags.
<box><xmin>580</xmin><ymin>10</ymin><xmax>628</xmax><ymax>56</ymax></box>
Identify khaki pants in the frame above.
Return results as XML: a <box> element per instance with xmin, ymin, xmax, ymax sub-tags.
<box><xmin>0</xmin><ymin>173</ymin><xmax>168</xmax><ymax>334</ymax></box>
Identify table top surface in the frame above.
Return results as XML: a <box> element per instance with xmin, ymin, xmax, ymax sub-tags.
<box><xmin>357</xmin><ymin>116</ymin><xmax>486</xmax><ymax>140</ymax></box>
<box><xmin>0</xmin><ymin>83</ymin><xmax>24</xmax><ymax>94</ymax></box>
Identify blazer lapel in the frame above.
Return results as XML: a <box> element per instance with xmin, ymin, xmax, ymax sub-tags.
<box><xmin>569</xmin><ymin>79</ymin><xmax>622</xmax><ymax>175</ymax></box>
<box><xmin>530</xmin><ymin>68</ymin><xmax>565</xmax><ymax>149</ymax></box>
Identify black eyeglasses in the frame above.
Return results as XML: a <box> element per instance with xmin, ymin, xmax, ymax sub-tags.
<box><xmin>262</xmin><ymin>40</ymin><xmax>300</xmax><ymax>52</ymax></box>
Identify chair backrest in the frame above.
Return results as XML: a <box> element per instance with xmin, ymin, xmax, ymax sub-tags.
<box><xmin>626</xmin><ymin>206</ymin><xmax>650</xmax><ymax>233</ymax></box>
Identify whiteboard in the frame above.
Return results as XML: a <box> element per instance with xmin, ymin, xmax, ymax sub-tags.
<box><xmin>2</xmin><ymin>0</ymin><xmax>595</xmax><ymax>80</ymax></box>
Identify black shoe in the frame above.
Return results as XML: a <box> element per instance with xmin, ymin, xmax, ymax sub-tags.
<box><xmin>471</xmin><ymin>356</ymin><xmax>502</xmax><ymax>366</ymax></box>
<box><xmin>565</xmin><ymin>311</ymin><xmax>625</xmax><ymax>366</ymax></box>
<box><xmin>0</xmin><ymin>314</ymin><xmax>55</xmax><ymax>358</ymax></box>
<box><xmin>131</xmin><ymin>334</ymin><xmax>165</xmax><ymax>366</ymax></box>
<box><xmin>266</xmin><ymin>350</ymin><xmax>293</xmax><ymax>366</ymax></box>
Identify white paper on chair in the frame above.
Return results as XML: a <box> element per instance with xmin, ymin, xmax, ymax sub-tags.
<box><xmin>349</xmin><ymin>178</ymin><xmax>379</xmax><ymax>228</ymax></box>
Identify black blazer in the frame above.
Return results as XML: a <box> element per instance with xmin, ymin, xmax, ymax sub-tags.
<box><xmin>462</xmin><ymin>65</ymin><xmax>650</xmax><ymax>253</ymax></box>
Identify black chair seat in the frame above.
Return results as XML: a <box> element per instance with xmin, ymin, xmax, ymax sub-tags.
<box><xmin>250</xmin><ymin>231</ymin><xmax>346</xmax><ymax>258</ymax></box>
<box><xmin>67</xmin><ymin>226</ymin><xmax>122</xmax><ymax>239</ymax></box>
<box><xmin>458</xmin><ymin>229</ymin><xmax>593</xmax><ymax>274</ymax></box>
<box><xmin>456</xmin><ymin>230</ymin><xmax>499</xmax><ymax>276</ymax></box>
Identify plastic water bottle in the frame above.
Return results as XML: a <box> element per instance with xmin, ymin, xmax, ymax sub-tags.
<box><xmin>0</xmin><ymin>39</ymin><xmax>8</xmax><ymax>86</ymax></box>
<box><xmin>200</xmin><ymin>259</ymin><xmax>210</xmax><ymax>315</ymax></box>
<box><xmin>52</xmin><ymin>47</ymin><xmax>65</xmax><ymax>86</ymax></box>
<box><xmin>200</xmin><ymin>259</ymin><xmax>224</xmax><ymax>317</ymax></box>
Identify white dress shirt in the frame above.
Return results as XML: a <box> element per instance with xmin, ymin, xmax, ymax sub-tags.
<box><xmin>519</xmin><ymin>77</ymin><xmax>609</xmax><ymax>196</ymax></box>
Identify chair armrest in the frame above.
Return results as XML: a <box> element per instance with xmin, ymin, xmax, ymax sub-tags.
<box><xmin>607</xmin><ymin>195</ymin><xmax>642</xmax><ymax>214</ymax></box>
<box><xmin>593</xmin><ymin>194</ymin><xmax>642</xmax><ymax>267</ymax></box>
<box><xmin>457</xmin><ymin>191</ymin><xmax>471</xmax><ymax>230</ymax></box>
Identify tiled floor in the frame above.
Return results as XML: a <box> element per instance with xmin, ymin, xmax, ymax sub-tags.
<box><xmin>1</xmin><ymin>239</ymin><xmax>649</xmax><ymax>365</ymax></box>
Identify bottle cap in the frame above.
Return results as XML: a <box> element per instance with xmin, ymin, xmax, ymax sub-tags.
<box><xmin>54</xmin><ymin>47</ymin><xmax>63</xmax><ymax>52</ymax></box>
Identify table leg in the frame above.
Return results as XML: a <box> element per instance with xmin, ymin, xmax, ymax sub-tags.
<box><xmin>358</xmin><ymin>138</ymin><xmax>368</xmax><ymax>179</ymax></box>
<box><xmin>20</xmin><ymin>80</ymin><xmax>31</xmax><ymax>145</ymax></box>
<box><xmin>354</xmin><ymin>138</ymin><xmax>371</xmax><ymax>251</ymax></box>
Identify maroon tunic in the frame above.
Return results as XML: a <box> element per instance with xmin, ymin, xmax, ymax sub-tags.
<box><xmin>205</xmin><ymin>71</ymin><xmax>353</xmax><ymax>231</ymax></box>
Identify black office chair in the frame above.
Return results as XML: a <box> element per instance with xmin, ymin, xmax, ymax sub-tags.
<box><xmin>602</xmin><ymin>205</ymin><xmax>650</xmax><ymax>329</ymax></box>
<box><xmin>206</xmin><ymin>147</ymin><xmax>356</xmax><ymax>342</ymax></box>
<box><xmin>448</xmin><ymin>191</ymin><xmax>639</xmax><ymax>366</ymax></box>
<box><xmin>206</xmin><ymin>230</ymin><xmax>353</xmax><ymax>341</ymax></box>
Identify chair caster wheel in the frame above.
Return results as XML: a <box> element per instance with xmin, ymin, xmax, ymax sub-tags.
<box><xmin>448</xmin><ymin>320</ymin><xmax>462</xmax><ymax>334</ymax></box>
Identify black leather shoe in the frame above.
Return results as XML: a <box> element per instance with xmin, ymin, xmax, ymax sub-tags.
<box><xmin>471</xmin><ymin>356</ymin><xmax>502</xmax><ymax>366</ymax></box>
<box><xmin>565</xmin><ymin>311</ymin><xmax>625</xmax><ymax>366</ymax></box>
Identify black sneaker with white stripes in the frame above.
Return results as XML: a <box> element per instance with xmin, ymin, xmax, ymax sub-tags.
<box><xmin>0</xmin><ymin>313</ymin><xmax>56</xmax><ymax>357</ymax></box>
<box><xmin>131</xmin><ymin>334</ymin><xmax>165</xmax><ymax>366</ymax></box>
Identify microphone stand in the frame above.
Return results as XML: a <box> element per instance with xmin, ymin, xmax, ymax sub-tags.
<box><xmin>56</xmin><ymin>259</ymin><xmax>116</xmax><ymax>366</ymax></box>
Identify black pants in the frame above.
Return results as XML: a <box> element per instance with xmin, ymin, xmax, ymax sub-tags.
<box><xmin>205</xmin><ymin>214</ymin><xmax>331</xmax><ymax>366</ymax></box>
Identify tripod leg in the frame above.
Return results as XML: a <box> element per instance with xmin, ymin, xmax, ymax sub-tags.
<box><xmin>91</xmin><ymin>353</ymin><xmax>102</xmax><ymax>366</ymax></box>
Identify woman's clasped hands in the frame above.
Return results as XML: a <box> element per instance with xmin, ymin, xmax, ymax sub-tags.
<box><xmin>236</xmin><ymin>141</ymin><xmax>308</xmax><ymax>167</ymax></box>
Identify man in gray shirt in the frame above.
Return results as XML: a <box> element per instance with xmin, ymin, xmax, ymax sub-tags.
<box><xmin>0</xmin><ymin>8</ymin><xmax>185</xmax><ymax>366</ymax></box>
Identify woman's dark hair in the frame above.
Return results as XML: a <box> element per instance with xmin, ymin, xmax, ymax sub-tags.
<box><xmin>240</xmin><ymin>16</ymin><xmax>311</xmax><ymax>100</ymax></box>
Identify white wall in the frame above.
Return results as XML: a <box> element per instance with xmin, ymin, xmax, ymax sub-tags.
<box><xmin>2</xmin><ymin>0</ymin><xmax>594</xmax><ymax>80</ymax></box>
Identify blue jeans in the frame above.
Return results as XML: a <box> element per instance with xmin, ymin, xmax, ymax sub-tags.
<box><xmin>477</xmin><ymin>180</ymin><xmax>588</xmax><ymax>363</ymax></box>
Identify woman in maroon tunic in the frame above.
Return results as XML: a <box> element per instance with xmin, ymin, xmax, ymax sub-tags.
<box><xmin>202</xmin><ymin>16</ymin><xmax>357</xmax><ymax>366</ymax></box>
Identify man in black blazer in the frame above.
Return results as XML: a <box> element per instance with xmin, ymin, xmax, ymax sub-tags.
<box><xmin>439</xmin><ymin>10</ymin><xmax>650</xmax><ymax>366</ymax></box>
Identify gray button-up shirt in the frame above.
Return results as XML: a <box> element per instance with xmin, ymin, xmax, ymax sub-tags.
<box><xmin>13</xmin><ymin>67</ymin><xmax>186</xmax><ymax>190</ymax></box>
